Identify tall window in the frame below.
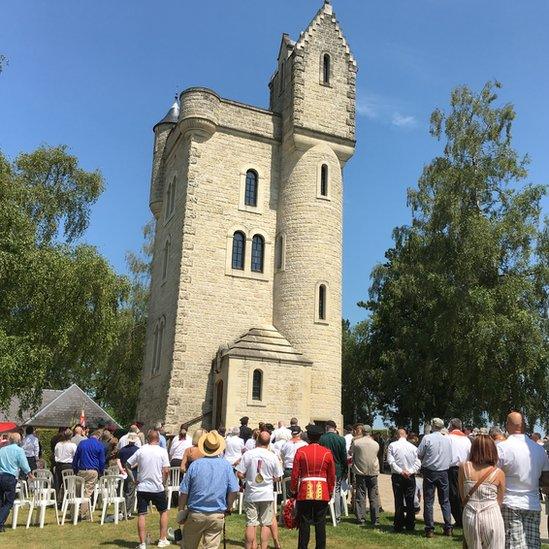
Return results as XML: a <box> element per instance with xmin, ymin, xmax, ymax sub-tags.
<box><xmin>320</xmin><ymin>164</ymin><xmax>329</xmax><ymax>197</ymax></box>
<box><xmin>275</xmin><ymin>235</ymin><xmax>284</xmax><ymax>271</ymax></box>
<box><xmin>252</xmin><ymin>369</ymin><xmax>263</xmax><ymax>401</ymax></box>
<box><xmin>251</xmin><ymin>235</ymin><xmax>264</xmax><ymax>273</ymax></box>
<box><xmin>162</xmin><ymin>238</ymin><xmax>171</xmax><ymax>281</ymax></box>
<box><xmin>318</xmin><ymin>284</ymin><xmax>327</xmax><ymax>320</ymax></box>
<box><xmin>232</xmin><ymin>231</ymin><xmax>245</xmax><ymax>270</ymax></box>
<box><xmin>322</xmin><ymin>54</ymin><xmax>331</xmax><ymax>85</ymax></box>
<box><xmin>166</xmin><ymin>177</ymin><xmax>176</xmax><ymax>219</ymax></box>
<box><xmin>152</xmin><ymin>317</ymin><xmax>165</xmax><ymax>375</ymax></box>
<box><xmin>245</xmin><ymin>170</ymin><xmax>258</xmax><ymax>207</ymax></box>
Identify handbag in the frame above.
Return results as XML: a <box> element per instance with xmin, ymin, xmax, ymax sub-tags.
<box><xmin>462</xmin><ymin>466</ymin><xmax>495</xmax><ymax>549</ymax></box>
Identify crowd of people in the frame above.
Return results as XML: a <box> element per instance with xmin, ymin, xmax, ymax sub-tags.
<box><xmin>0</xmin><ymin>412</ymin><xmax>547</xmax><ymax>549</ymax></box>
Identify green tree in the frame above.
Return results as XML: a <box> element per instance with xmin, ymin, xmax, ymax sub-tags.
<box><xmin>365</xmin><ymin>82</ymin><xmax>548</xmax><ymax>431</ymax></box>
<box><xmin>0</xmin><ymin>146</ymin><xmax>129</xmax><ymax>414</ymax></box>
<box><xmin>95</xmin><ymin>221</ymin><xmax>153</xmax><ymax>425</ymax></box>
<box><xmin>342</xmin><ymin>319</ymin><xmax>382</xmax><ymax>426</ymax></box>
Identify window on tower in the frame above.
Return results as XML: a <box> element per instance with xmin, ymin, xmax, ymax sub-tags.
<box><xmin>320</xmin><ymin>164</ymin><xmax>329</xmax><ymax>196</ymax></box>
<box><xmin>275</xmin><ymin>234</ymin><xmax>285</xmax><ymax>271</ymax></box>
<box><xmin>232</xmin><ymin>231</ymin><xmax>246</xmax><ymax>270</ymax></box>
<box><xmin>244</xmin><ymin>170</ymin><xmax>258</xmax><ymax>207</ymax></box>
<box><xmin>251</xmin><ymin>234</ymin><xmax>264</xmax><ymax>273</ymax></box>
<box><xmin>152</xmin><ymin>316</ymin><xmax>165</xmax><ymax>375</ymax></box>
<box><xmin>322</xmin><ymin>53</ymin><xmax>331</xmax><ymax>85</ymax></box>
<box><xmin>162</xmin><ymin>237</ymin><xmax>171</xmax><ymax>281</ymax></box>
<box><xmin>318</xmin><ymin>284</ymin><xmax>327</xmax><ymax>321</ymax></box>
<box><xmin>252</xmin><ymin>369</ymin><xmax>263</xmax><ymax>401</ymax></box>
<box><xmin>166</xmin><ymin>176</ymin><xmax>176</xmax><ymax>219</ymax></box>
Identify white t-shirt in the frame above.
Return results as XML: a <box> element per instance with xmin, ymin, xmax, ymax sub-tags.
<box><xmin>126</xmin><ymin>443</ymin><xmax>170</xmax><ymax>493</ymax></box>
<box><xmin>169</xmin><ymin>436</ymin><xmax>192</xmax><ymax>460</ymax></box>
<box><xmin>280</xmin><ymin>439</ymin><xmax>308</xmax><ymax>470</ymax></box>
<box><xmin>497</xmin><ymin>434</ymin><xmax>549</xmax><ymax>511</ymax></box>
<box><xmin>272</xmin><ymin>439</ymin><xmax>287</xmax><ymax>458</ymax></box>
<box><xmin>244</xmin><ymin>438</ymin><xmax>256</xmax><ymax>452</ymax></box>
<box><xmin>447</xmin><ymin>432</ymin><xmax>471</xmax><ymax>467</ymax></box>
<box><xmin>236</xmin><ymin>447</ymin><xmax>283</xmax><ymax>503</ymax></box>
<box><xmin>344</xmin><ymin>433</ymin><xmax>353</xmax><ymax>454</ymax></box>
<box><xmin>118</xmin><ymin>433</ymin><xmax>142</xmax><ymax>450</ymax></box>
<box><xmin>224</xmin><ymin>436</ymin><xmax>245</xmax><ymax>465</ymax></box>
<box><xmin>54</xmin><ymin>441</ymin><xmax>77</xmax><ymax>464</ymax></box>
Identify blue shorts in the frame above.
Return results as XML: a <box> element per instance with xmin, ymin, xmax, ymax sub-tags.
<box><xmin>137</xmin><ymin>491</ymin><xmax>168</xmax><ymax>515</ymax></box>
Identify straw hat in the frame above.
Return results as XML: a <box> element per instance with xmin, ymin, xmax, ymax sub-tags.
<box><xmin>197</xmin><ymin>430</ymin><xmax>226</xmax><ymax>457</ymax></box>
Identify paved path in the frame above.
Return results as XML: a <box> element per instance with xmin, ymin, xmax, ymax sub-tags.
<box><xmin>375</xmin><ymin>473</ymin><xmax>548</xmax><ymax>540</ymax></box>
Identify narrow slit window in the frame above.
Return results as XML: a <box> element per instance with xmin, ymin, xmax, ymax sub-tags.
<box><xmin>275</xmin><ymin>235</ymin><xmax>284</xmax><ymax>271</ymax></box>
<box><xmin>252</xmin><ymin>369</ymin><xmax>263</xmax><ymax>401</ymax></box>
<box><xmin>166</xmin><ymin>177</ymin><xmax>176</xmax><ymax>219</ymax></box>
<box><xmin>244</xmin><ymin>170</ymin><xmax>258</xmax><ymax>207</ymax></box>
<box><xmin>251</xmin><ymin>235</ymin><xmax>264</xmax><ymax>273</ymax></box>
<box><xmin>232</xmin><ymin>231</ymin><xmax>246</xmax><ymax>270</ymax></box>
<box><xmin>322</xmin><ymin>54</ymin><xmax>331</xmax><ymax>85</ymax></box>
<box><xmin>318</xmin><ymin>284</ymin><xmax>327</xmax><ymax>320</ymax></box>
<box><xmin>162</xmin><ymin>239</ymin><xmax>170</xmax><ymax>280</ymax></box>
<box><xmin>320</xmin><ymin>164</ymin><xmax>329</xmax><ymax>196</ymax></box>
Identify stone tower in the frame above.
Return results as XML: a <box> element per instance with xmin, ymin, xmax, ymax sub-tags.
<box><xmin>137</xmin><ymin>0</ymin><xmax>356</xmax><ymax>432</ymax></box>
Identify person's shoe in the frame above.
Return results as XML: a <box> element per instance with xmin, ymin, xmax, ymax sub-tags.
<box><xmin>136</xmin><ymin>544</ymin><xmax>146</xmax><ymax>549</ymax></box>
<box><xmin>443</xmin><ymin>528</ymin><xmax>453</xmax><ymax>537</ymax></box>
<box><xmin>425</xmin><ymin>531</ymin><xmax>434</xmax><ymax>538</ymax></box>
<box><xmin>0</xmin><ymin>525</ymin><xmax>5</xmax><ymax>533</ymax></box>
<box><xmin>357</xmin><ymin>519</ymin><xmax>365</xmax><ymax>525</ymax></box>
<box><xmin>393</xmin><ymin>527</ymin><xmax>403</xmax><ymax>533</ymax></box>
<box><xmin>158</xmin><ymin>539</ymin><xmax>171</xmax><ymax>547</ymax></box>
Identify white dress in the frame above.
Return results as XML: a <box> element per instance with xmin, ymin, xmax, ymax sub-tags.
<box><xmin>462</xmin><ymin>462</ymin><xmax>505</xmax><ymax>549</ymax></box>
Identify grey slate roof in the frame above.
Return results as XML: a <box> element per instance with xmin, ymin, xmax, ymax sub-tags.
<box><xmin>153</xmin><ymin>98</ymin><xmax>180</xmax><ymax>129</ymax></box>
<box><xmin>221</xmin><ymin>325</ymin><xmax>312</xmax><ymax>365</ymax></box>
<box><xmin>0</xmin><ymin>384</ymin><xmax>120</xmax><ymax>428</ymax></box>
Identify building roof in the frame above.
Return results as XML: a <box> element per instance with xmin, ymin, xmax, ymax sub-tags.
<box><xmin>153</xmin><ymin>97</ymin><xmax>180</xmax><ymax>130</ymax></box>
<box><xmin>0</xmin><ymin>384</ymin><xmax>120</xmax><ymax>428</ymax></box>
<box><xmin>221</xmin><ymin>325</ymin><xmax>312</xmax><ymax>365</ymax></box>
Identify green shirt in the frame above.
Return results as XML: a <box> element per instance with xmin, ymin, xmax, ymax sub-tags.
<box><xmin>319</xmin><ymin>431</ymin><xmax>348</xmax><ymax>479</ymax></box>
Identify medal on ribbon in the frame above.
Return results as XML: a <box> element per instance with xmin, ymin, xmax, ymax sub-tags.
<box><xmin>255</xmin><ymin>459</ymin><xmax>264</xmax><ymax>483</ymax></box>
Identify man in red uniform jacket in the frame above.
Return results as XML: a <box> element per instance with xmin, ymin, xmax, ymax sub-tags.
<box><xmin>290</xmin><ymin>424</ymin><xmax>336</xmax><ymax>549</ymax></box>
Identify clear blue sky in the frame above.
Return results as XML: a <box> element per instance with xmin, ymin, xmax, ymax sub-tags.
<box><xmin>2</xmin><ymin>0</ymin><xmax>548</xmax><ymax>325</ymax></box>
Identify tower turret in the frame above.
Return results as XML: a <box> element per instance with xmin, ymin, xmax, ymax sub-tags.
<box><xmin>149</xmin><ymin>97</ymin><xmax>179</xmax><ymax>219</ymax></box>
<box><xmin>273</xmin><ymin>1</ymin><xmax>356</xmax><ymax>423</ymax></box>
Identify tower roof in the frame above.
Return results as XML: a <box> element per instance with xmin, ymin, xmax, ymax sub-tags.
<box><xmin>221</xmin><ymin>325</ymin><xmax>312</xmax><ymax>365</ymax></box>
<box><xmin>153</xmin><ymin>96</ymin><xmax>180</xmax><ymax>130</ymax></box>
<box><xmin>295</xmin><ymin>0</ymin><xmax>356</xmax><ymax>68</ymax></box>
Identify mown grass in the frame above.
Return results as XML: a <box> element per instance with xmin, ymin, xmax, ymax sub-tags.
<box><xmin>0</xmin><ymin>507</ymin><xmax>474</xmax><ymax>548</ymax></box>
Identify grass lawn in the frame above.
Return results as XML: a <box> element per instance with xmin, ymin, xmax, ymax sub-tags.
<box><xmin>0</xmin><ymin>507</ymin><xmax>474</xmax><ymax>549</ymax></box>
<box><xmin>2</xmin><ymin>507</ymin><xmax>548</xmax><ymax>548</ymax></box>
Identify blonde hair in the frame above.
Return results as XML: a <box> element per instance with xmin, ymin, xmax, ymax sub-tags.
<box><xmin>192</xmin><ymin>429</ymin><xmax>206</xmax><ymax>446</ymax></box>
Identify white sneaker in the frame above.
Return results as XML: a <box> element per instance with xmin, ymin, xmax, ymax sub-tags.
<box><xmin>158</xmin><ymin>540</ymin><xmax>171</xmax><ymax>547</ymax></box>
<box><xmin>136</xmin><ymin>544</ymin><xmax>146</xmax><ymax>549</ymax></box>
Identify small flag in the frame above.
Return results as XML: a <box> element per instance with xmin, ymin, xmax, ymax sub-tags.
<box><xmin>79</xmin><ymin>409</ymin><xmax>86</xmax><ymax>428</ymax></box>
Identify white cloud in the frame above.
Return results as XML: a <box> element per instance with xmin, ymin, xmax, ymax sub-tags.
<box><xmin>391</xmin><ymin>112</ymin><xmax>417</xmax><ymax>128</ymax></box>
<box><xmin>356</xmin><ymin>96</ymin><xmax>379</xmax><ymax>119</ymax></box>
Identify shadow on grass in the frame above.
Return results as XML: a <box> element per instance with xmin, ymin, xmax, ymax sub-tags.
<box><xmin>99</xmin><ymin>541</ymin><xmax>137</xmax><ymax>548</ymax></box>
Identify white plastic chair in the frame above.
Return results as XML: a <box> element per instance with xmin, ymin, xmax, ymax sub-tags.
<box><xmin>165</xmin><ymin>467</ymin><xmax>181</xmax><ymax>510</ymax></box>
<box><xmin>26</xmin><ymin>478</ymin><xmax>59</xmax><ymax>528</ymax></box>
<box><xmin>327</xmin><ymin>497</ymin><xmax>337</xmax><ymax>527</ymax></box>
<box><xmin>61</xmin><ymin>475</ymin><xmax>93</xmax><ymax>525</ymax></box>
<box><xmin>97</xmin><ymin>475</ymin><xmax>127</xmax><ymax>525</ymax></box>
<box><xmin>11</xmin><ymin>480</ymin><xmax>31</xmax><ymax>529</ymax></box>
<box><xmin>32</xmin><ymin>469</ymin><xmax>54</xmax><ymax>484</ymax></box>
<box><xmin>340</xmin><ymin>482</ymin><xmax>349</xmax><ymax>517</ymax></box>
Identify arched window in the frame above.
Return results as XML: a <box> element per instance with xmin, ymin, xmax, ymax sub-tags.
<box><xmin>162</xmin><ymin>238</ymin><xmax>171</xmax><ymax>281</ymax></box>
<box><xmin>322</xmin><ymin>54</ymin><xmax>331</xmax><ymax>85</ymax></box>
<box><xmin>252</xmin><ymin>369</ymin><xmax>263</xmax><ymax>401</ymax></box>
<box><xmin>251</xmin><ymin>235</ymin><xmax>264</xmax><ymax>273</ymax></box>
<box><xmin>318</xmin><ymin>284</ymin><xmax>327</xmax><ymax>320</ymax></box>
<box><xmin>232</xmin><ymin>231</ymin><xmax>245</xmax><ymax>270</ymax></box>
<box><xmin>320</xmin><ymin>164</ymin><xmax>329</xmax><ymax>196</ymax></box>
<box><xmin>166</xmin><ymin>177</ymin><xmax>176</xmax><ymax>219</ymax></box>
<box><xmin>245</xmin><ymin>170</ymin><xmax>258</xmax><ymax>207</ymax></box>
<box><xmin>152</xmin><ymin>317</ymin><xmax>165</xmax><ymax>374</ymax></box>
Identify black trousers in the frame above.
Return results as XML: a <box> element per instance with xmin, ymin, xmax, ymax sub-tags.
<box><xmin>448</xmin><ymin>466</ymin><xmax>462</xmax><ymax>527</ymax></box>
<box><xmin>297</xmin><ymin>500</ymin><xmax>328</xmax><ymax>549</ymax></box>
<box><xmin>391</xmin><ymin>473</ymin><xmax>416</xmax><ymax>531</ymax></box>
